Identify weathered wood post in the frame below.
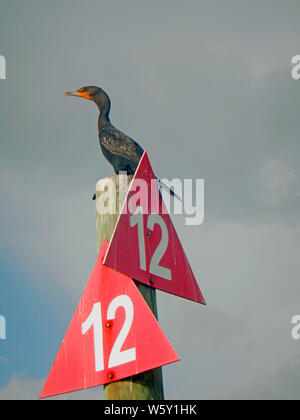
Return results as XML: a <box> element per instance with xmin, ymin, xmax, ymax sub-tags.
<box><xmin>95</xmin><ymin>174</ymin><xmax>165</xmax><ymax>400</ymax></box>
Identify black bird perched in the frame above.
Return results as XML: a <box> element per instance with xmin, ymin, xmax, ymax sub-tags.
<box><xmin>64</xmin><ymin>86</ymin><xmax>179</xmax><ymax>199</ymax></box>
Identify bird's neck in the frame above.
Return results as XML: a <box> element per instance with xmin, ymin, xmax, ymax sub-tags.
<box><xmin>98</xmin><ymin>110</ymin><xmax>111</xmax><ymax>130</ymax></box>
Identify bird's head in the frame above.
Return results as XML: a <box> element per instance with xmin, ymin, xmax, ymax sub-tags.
<box><xmin>64</xmin><ymin>86</ymin><xmax>111</xmax><ymax>114</ymax></box>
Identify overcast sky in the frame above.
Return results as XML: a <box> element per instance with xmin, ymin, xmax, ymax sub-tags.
<box><xmin>0</xmin><ymin>0</ymin><xmax>300</xmax><ymax>400</ymax></box>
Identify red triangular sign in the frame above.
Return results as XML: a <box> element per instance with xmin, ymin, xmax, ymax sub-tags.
<box><xmin>103</xmin><ymin>152</ymin><xmax>205</xmax><ymax>304</ymax></box>
<box><xmin>40</xmin><ymin>240</ymin><xmax>179</xmax><ymax>399</ymax></box>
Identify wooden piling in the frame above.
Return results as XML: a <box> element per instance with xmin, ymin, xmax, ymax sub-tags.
<box><xmin>95</xmin><ymin>175</ymin><xmax>165</xmax><ymax>400</ymax></box>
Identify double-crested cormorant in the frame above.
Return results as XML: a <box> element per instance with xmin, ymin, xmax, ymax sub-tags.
<box><xmin>64</xmin><ymin>86</ymin><xmax>178</xmax><ymax>199</ymax></box>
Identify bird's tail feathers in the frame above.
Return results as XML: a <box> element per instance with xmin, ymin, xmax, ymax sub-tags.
<box><xmin>158</xmin><ymin>179</ymin><xmax>182</xmax><ymax>201</ymax></box>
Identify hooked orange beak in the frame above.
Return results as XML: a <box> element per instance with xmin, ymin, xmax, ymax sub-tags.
<box><xmin>64</xmin><ymin>89</ymin><xmax>91</xmax><ymax>100</ymax></box>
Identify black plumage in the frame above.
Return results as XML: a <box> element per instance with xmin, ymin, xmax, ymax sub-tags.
<box><xmin>65</xmin><ymin>86</ymin><xmax>144</xmax><ymax>174</ymax></box>
<box><xmin>99</xmin><ymin>124</ymin><xmax>144</xmax><ymax>175</ymax></box>
<box><xmin>64</xmin><ymin>85</ymin><xmax>178</xmax><ymax>199</ymax></box>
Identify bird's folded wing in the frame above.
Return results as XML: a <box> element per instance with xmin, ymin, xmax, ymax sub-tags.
<box><xmin>99</xmin><ymin>126</ymin><xmax>144</xmax><ymax>164</ymax></box>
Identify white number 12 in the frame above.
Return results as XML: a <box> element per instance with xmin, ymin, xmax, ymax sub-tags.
<box><xmin>82</xmin><ymin>295</ymin><xmax>136</xmax><ymax>372</ymax></box>
<box><xmin>130</xmin><ymin>207</ymin><xmax>172</xmax><ymax>281</ymax></box>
